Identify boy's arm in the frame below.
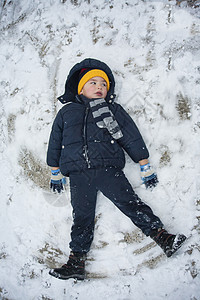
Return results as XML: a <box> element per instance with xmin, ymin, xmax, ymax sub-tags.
<box><xmin>113</xmin><ymin>104</ymin><xmax>149</xmax><ymax>162</ymax></box>
<box><xmin>114</xmin><ymin>104</ymin><xmax>158</xmax><ymax>189</ymax></box>
<box><xmin>47</xmin><ymin>110</ymin><xmax>63</xmax><ymax>168</ymax></box>
<box><xmin>139</xmin><ymin>159</ymin><xmax>149</xmax><ymax>166</ymax></box>
<box><xmin>47</xmin><ymin>110</ymin><xmax>65</xmax><ymax>193</ymax></box>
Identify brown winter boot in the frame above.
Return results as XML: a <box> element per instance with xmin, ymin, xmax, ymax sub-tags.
<box><xmin>49</xmin><ymin>252</ymin><xmax>86</xmax><ymax>280</ymax></box>
<box><xmin>150</xmin><ymin>228</ymin><xmax>186</xmax><ymax>257</ymax></box>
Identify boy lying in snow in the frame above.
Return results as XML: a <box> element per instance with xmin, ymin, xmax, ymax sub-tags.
<box><xmin>47</xmin><ymin>58</ymin><xmax>186</xmax><ymax>280</ymax></box>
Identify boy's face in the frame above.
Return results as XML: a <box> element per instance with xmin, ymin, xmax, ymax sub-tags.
<box><xmin>80</xmin><ymin>76</ymin><xmax>108</xmax><ymax>99</ymax></box>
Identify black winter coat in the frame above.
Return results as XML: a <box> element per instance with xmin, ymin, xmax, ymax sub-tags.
<box><xmin>47</xmin><ymin>58</ymin><xmax>149</xmax><ymax>176</ymax></box>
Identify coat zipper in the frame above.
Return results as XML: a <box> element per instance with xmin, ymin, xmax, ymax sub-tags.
<box><xmin>83</xmin><ymin>107</ymin><xmax>91</xmax><ymax>168</ymax></box>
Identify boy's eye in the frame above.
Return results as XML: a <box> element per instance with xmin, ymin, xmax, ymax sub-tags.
<box><xmin>89</xmin><ymin>81</ymin><xmax>107</xmax><ymax>87</ymax></box>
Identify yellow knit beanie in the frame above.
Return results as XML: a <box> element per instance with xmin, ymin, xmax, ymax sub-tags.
<box><xmin>78</xmin><ymin>69</ymin><xmax>110</xmax><ymax>95</ymax></box>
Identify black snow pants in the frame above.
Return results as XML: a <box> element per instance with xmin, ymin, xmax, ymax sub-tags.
<box><xmin>69</xmin><ymin>167</ymin><xmax>163</xmax><ymax>253</ymax></box>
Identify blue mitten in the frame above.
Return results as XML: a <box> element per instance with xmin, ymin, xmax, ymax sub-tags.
<box><xmin>50</xmin><ymin>169</ymin><xmax>66</xmax><ymax>193</ymax></box>
<box><xmin>140</xmin><ymin>163</ymin><xmax>158</xmax><ymax>189</ymax></box>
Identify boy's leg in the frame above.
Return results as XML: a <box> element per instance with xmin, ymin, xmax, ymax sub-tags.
<box><xmin>95</xmin><ymin>167</ymin><xmax>186</xmax><ymax>256</ymax></box>
<box><xmin>69</xmin><ymin>171</ymin><xmax>98</xmax><ymax>254</ymax></box>
<box><xmin>95</xmin><ymin>168</ymin><xmax>163</xmax><ymax>236</ymax></box>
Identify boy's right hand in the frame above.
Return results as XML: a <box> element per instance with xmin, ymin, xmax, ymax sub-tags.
<box><xmin>50</xmin><ymin>169</ymin><xmax>66</xmax><ymax>193</ymax></box>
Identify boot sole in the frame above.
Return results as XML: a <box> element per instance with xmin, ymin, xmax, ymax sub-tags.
<box><xmin>165</xmin><ymin>234</ymin><xmax>187</xmax><ymax>257</ymax></box>
<box><xmin>49</xmin><ymin>269</ymin><xmax>85</xmax><ymax>280</ymax></box>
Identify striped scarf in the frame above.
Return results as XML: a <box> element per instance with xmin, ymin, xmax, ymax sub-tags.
<box><xmin>89</xmin><ymin>98</ymin><xmax>123</xmax><ymax>140</ymax></box>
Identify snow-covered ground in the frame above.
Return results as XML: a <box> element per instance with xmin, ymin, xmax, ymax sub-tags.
<box><xmin>0</xmin><ymin>0</ymin><xmax>200</xmax><ymax>299</ymax></box>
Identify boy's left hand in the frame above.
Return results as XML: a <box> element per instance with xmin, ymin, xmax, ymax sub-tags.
<box><xmin>140</xmin><ymin>163</ymin><xmax>158</xmax><ymax>189</ymax></box>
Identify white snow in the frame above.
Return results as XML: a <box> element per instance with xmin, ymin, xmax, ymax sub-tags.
<box><xmin>0</xmin><ymin>0</ymin><xmax>200</xmax><ymax>299</ymax></box>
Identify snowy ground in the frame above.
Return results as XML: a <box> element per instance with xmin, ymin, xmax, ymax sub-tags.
<box><xmin>0</xmin><ymin>0</ymin><xmax>200</xmax><ymax>299</ymax></box>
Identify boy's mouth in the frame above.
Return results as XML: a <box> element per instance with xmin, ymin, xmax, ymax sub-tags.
<box><xmin>95</xmin><ymin>92</ymin><xmax>103</xmax><ymax>97</ymax></box>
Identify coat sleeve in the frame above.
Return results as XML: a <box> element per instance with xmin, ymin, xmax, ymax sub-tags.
<box><xmin>46</xmin><ymin>110</ymin><xmax>63</xmax><ymax>167</ymax></box>
<box><xmin>113</xmin><ymin>104</ymin><xmax>149</xmax><ymax>163</ymax></box>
